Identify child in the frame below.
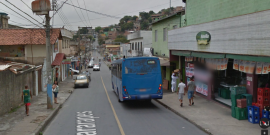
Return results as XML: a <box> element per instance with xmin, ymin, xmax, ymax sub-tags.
<box><xmin>21</xmin><ymin>85</ymin><xmax>32</xmax><ymax>116</ymax></box>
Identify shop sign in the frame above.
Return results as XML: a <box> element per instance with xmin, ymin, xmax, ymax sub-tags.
<box><xmin>247</xmin><ymin>76</ymin><xmax>252</xmax><ymax>82</ymax></box>
<box><xmin>256</xmin><ymin>62</ymin><xmax>263</xmax><ymax>74</ymax></box>
<box><xmin>62</xmin><ymin>59</ymin><xmax>71</xmax><ymax>64</ymax></box>
<box><xmin>196</xmin><ymin>31</ymin><xmax>211</xmax><ymax>45</ymax></box>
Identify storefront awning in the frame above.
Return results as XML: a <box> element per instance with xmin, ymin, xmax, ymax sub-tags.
<box><xmin>226</xmin><ymin>54</ymin><xmax>270</xmax><ymax>63</ymax></box>
<box><xmin>159</xmin><ymin>59</ymin><xmax>170</xmax><ymax>66</ymax></box>
<box><xmin>171</xmin><ymin>51</ymin><xmax>191</xmax><ymax>56</ymax></box>
<box><xmin>52</xmin><ymin>53</ymin><xmax>66</xmax><ymax>66</ymax></box>
<box><xmin>191</xmin><ymin>52</ymin><xmax>225</xmax><ymax>59</ymax></box>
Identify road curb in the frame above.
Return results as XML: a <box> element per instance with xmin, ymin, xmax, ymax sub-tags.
<box><xmin>33</xmin><ymin>91</ymin><xmax>73</xmax><ymax>135</ymax></box>
<box><xmin>154</xmin><ymin>99</ymin><xmax>212</xmax><ymax>135</ymax></box>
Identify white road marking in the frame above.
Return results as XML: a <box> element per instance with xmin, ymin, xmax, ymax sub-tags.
<box><xmin>77</xmin><ymin>111</ymin><xmax>99</xmax><ymax>135</ymax></box>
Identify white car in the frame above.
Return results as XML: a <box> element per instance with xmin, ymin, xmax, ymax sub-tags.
<box><xmin>93</xmin><ymin>65</ymin><xmax>100</xmax><ymax>71</ymax></box>
<box><xmin>70</xmin><ymin>68</ymin><xmax>79</xmax><ymax>74</ymax></box>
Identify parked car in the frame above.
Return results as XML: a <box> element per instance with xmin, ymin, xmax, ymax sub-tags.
<box><xmin>93</xmin><ymin>64</ymin><xmax>100</xmax><ymax>71</ymax></box>
<box><xmin>88</xmin><ymin>60</ymin><xmax>94</xmax><ymax>68</ymax></box>
<box><xmin>81</xmin><ymin>71</ymin><xmax>91</xmax><ymax>81</ymax></box>
<box><xmin>74</xmin><ymin>75</ymin><xmax>89</xmax><ymax>88</ymax></box>
<box><xmin>69</xmin><ymin>68</ymin><xmax>79</xmax><ymax>74</ymax></box>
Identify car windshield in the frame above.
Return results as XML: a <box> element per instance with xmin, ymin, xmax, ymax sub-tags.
<box><xmin>94</xmin><ymin>65</ymin><xmax>99</xmax><ymax>67</ymax></box>
<box><xmin>76</xmin><ymin>76</ymin><xmax>87</xmax><ymax>80</ymax></box>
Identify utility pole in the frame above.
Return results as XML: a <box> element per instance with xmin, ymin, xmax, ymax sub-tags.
<box><xmin>78</xmin><ymin>27</ymin><xmax>81</xmax><ymax>73</ymax></box>
<box><xmin>170</xmin><ymin>0</ymin><xmax>171</xmax><ymax>13</ymax></box>
<box><xmin>45</xmin><ymin>13</ymin><xmax>53</xmax><ymax>109</ymax></box>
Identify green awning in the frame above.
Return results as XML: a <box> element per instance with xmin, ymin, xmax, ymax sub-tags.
<box><xmin>191</xmin><ymin>52</ymin><xmax>225</xmax><ymax>59</ymax></box>
<box><xmin>171</xmin><ymin>51</ymin><xmax>191</xmax><ymax>56</ymax></box>
<box><xmin>226</xmin><ymin>54</ymin><xmax>270</xmax><ymax>62</ymax></box>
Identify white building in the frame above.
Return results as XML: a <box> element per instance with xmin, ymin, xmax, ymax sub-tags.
<box><xmin>127</xmin><ymin>31</ymin><xmax>152</xmax><ymax>57</ymax></box>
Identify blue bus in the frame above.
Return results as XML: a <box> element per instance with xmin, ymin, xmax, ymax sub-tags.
<box><xmin>111</xmin><ymin>57</ymin><xmax>163</xmax><ymax>102</ymax></box>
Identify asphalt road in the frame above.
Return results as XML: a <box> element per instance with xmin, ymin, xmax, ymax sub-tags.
<box><xmin>44</xmin><ymin>40</ymin><xmax>208</xmax><ymax>135</ymax></box>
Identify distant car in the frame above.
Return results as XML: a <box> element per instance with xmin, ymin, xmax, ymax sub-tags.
<box><xmin>81</xmin><ymin>71</ymin><xmax>91</xmax><ymax>81</ymax></box>
<box><xmin>74</xmin><ymin>75</ymin><xmax>89</xmax><ymax>88</ymax></box>
<box><xmin>70</xmin><ymin>68</ymin><xmax>79</xmax><ymax>74</ymax></box>
<box><xmin>91</xmin><ymin>57</ymin><xmax>94</xmax><ymax>61</ymax></box>
<box><xmin>93</xmin><ymin>64</ymin><xmax>100</xmax><ymax>71</ymax></box>
<box><xmin>88</xmin><ymin>60</ymin><xmax>94</xmax><ymax>68</ymax></box>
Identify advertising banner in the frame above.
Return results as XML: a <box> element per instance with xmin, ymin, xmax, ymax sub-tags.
<box><xmin>248</xmin><ymin>61</ymin><xmax>256</xmax><ymax>74</ymax></box>
<box><xmin>217</xmin><ymin>59</ymin><xmax>221</xmax><ymax>70</ymax></box>
<box><xmin>244</xmin><ymin>60</ymin><xmax>250</xmax><ymax>73</ymax></box>
<box><xmin>195</xmin><ymin>81</ymin><xmax>208</xmax><ymax>96</ymax></box>
<box><xmin>256</xmin><ymin>62</ymin><xmax>263</xmax><ymax>74</ymax></box>
<box><xmin>233</xmin><ymin>59</ymin><xmax>239</xmax><ymax>70</ymax></box>
<box><xmin>239</xmin><ymin>60</ymin><xmax>245</xmax><ymax>72</ymax></box>
<box><xmin>262</xmin><ymin>62</ymin><xmax>269</xmax><ymax>74</ymax></box>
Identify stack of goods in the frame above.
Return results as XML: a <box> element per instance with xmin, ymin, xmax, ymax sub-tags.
<box><xmin>256</xmin><ymin>88</ymin><xmax>270</xmax><ymax>117</ymax></box>
<box><xmin>220</xmin><ymin>87</ymin><xmax>230</xmax><ymax>99</ymax></box>
<box><xmin>235</xmin><ymin>99</ymin><xmax>248</xmax><ymax>120</ymax></box>
<box><xmin>248</xmin><ymin>106</ymin><xmax>260</xmax><ymax>124</ymax></box>
<box><xmin>230</xmin><ymin>87</ymin><xmax>247</xmax><ymax>118</ymax></box>
<box><xmin>262</xmin><ymin>106</ymin><xmax>270</xmax><ymax>120</ymax></box>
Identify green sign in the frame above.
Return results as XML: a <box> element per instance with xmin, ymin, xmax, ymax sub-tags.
<box><xmin>196</xmin><ymin>31</ymin><xmax>211</xmax><ymax>45</ymax></box>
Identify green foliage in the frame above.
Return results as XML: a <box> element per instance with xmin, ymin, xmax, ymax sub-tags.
<box><xmin>79</xmin><ymin>27</ymin><xmax>88</xmax><ymax>34</ymax></box>
<box><xmin>72</xmin><ymin>34</ymin><xmax>81</xmax><ymax>41</ymax></box>
<box><xmin>95</xmin><ymin>26</ymin><xmax>102</xmax><ymax>33</ymax></box>
<box><xmin>132</xmin><ymin>16</ymin><xmax>138</xmax><ymax>21</ymax></box>
<box><xmin>114</xmin><ymin>35</ymin><xmax>129</xmax><ymax>43</ymax></box>
<box><xmin>98</xmin><ymin>38</ymin><xmax>105</xmax><ymax>45</ymax></box>
<box><xmin>121</xmin><ymin>22</ymin><xmax>134</xmax><ymax>32</ymax></box>
<box><xmin>141</xmin><ymin>21</ymin><xmax>149</xmax><ymax>30</ymax></box>
<box><xmin>103</xmin><ymin>27</ymin><xmax>109</xmax><ymax>32</ymax></box>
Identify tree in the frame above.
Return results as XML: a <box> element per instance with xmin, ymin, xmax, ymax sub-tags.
<box><xmin>92</xmin><ymin>38</ymin><xmax>96</xmax><ymax>42</ymax></box>
<box><xmin>72</xmin><ymin>34</ymin><xmax>81</xmax><ymax>41</ymax></box>
<box><xmin>103</xmin><ymin>27</ymin><xmax>109</xmax><ymax>32</ymax></box>
<box><xmin>132</xmin><ymin>16</ymin><xmax>138</xmax><ymax>21</ymax></box>
<box><xmin>149</xmin><ymin>10</ymin><xmax>155</xmax><ymax>15</ymax></box>
<box><xmin>79</xmin><ymin>27</ymin><xmax>88</xmax><ymax>34</ymax></box>
<box><xmin>95</xmin><ymin>26</ymin><xmax>102</xmax><ymax>33</ymax></box>
<box><xmin>98</xmin><ymin>38</ymin><xmax>105</xmax><ymax>45</ymax></box>
<box><xmin>114</xmin><ymin>35</ymin><xmax>129</xmax><ymax>43</ymax></box>
<box><xmin>88</xmin><ymin>35</ymin><xmax>93</xmax><ymax>41</ymax></box>
<box><xmin>141</xmin><ymin>21</ymin><xmax>149</xmax><ymax>30</ymax></box>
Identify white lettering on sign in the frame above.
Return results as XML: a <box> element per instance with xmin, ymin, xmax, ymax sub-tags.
<box><xmin>247</xmin><ymin>76</ymin><xmax>252</xmax><ymax>82</ymax></box>
<box><xmin>77</xmin><ymin>111</ymin><xmax>99</xmax><ymax>135</ymax></box>
<box><xmin>201</xmin><ymin>34</ymin><xmax>209</xmax><ymax>38</ymax></box>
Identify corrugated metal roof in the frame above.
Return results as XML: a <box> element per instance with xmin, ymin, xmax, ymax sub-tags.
<box><xmin>0</xmin><ymin>65</ymin><xmax>11</xmax><ymax>71</ymax></box>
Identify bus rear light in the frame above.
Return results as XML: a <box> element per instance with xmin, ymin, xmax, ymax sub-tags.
<box><xmin>159</xmin><ymin>84</ymin><xmax>162</xmax><ymax>87</ymax></box>
<box><xmin>125</xmin><ymin>91</ymin><xmax>128</xmax><ymax>94</ymax></box>
<box><xmin>124</xmin><ymin>89</ymin><xmax>127</xmax><ymax>91</ymax></box>
<box><xmin>123</xmin><ymin>86</ymin><xmax>126</xmax><ymax>88</ymax></box>
<box><xmin>159</xmin><ymin>87</ymin><xmax>161</xmax><ymax>90</ymax></box>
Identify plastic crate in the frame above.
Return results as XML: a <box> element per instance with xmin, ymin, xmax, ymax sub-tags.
<box><xmin>248</xmin><ymin>115</ymin><xmax>260</xmax><ymax>124</ymax></box>
<box><xmin>231</xmin><ymin>94</ymin><xmax>242</xmax><ymax>107</ymax></box>
<box><xmin>262</xmin><ymin>110</ymin><xmax>270</xmax><ymax>119</ymax></box>
<box><xmin>231</xmin><ymin>106</ymin><xmax>236</xmax><ymax>118</ymax></box>
<box><xmin>221</xmin><ymin>88</ymin><xmax>231</xmax><ymax>99</ymax></box>
<box><xmin>230</xmin><ymin>87</ymin><xmax>246</xmax><ymax>95</ymax></box>
<box><xmin>235</xmin><ymin>107</ymin><xmax>248</xmax><ymax>120</ymax></box>
<box><xmin>248</xmin><ymin>106</ymin><xmax>260</xmax><ymax>116</ymax></box>
<box><xmin>241</xmin><ymin>94</ymin><xmax>253</xmax><ymax>106</ymax></box>
<box><xmin>258</xmin><ymin>88</ymin><xmax>270</xmax><ymax>97</ymax></box>
<box><xmin>257</xmin><ymin>95</ymin><xmax>270</xmax><ymax>106</ymax></box>
<box><xmin>237</xmin><ymin>99</ymin><xmax>247</xmax><ymax>108</ymax></box>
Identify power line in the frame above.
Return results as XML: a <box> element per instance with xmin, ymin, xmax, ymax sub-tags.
<box><xmin>83</xmin><ymin>0</ymin><xmax>92</xmax><ymax>27</ymax></box>
<box><xmin>64</xmin><ymin>2</ymin><xmax>121</xmax><ymax>19</ymax></box>
<box><xmin>58</xmin><ymin>6</ymin><xmax>73</xmax><ymax>30</ymax></box>
<box><xmin>59</xmin><ymin>7</ymin><xmax>74</xmax><ymax>30</ymax></box>
<box><xmin>69</xmin><ymin>0</ymin><xmax>88</xmax><ymax>26</ymax></box>
<box><xmin>76</xmin><ymin>0</ymin><xmax>90</xmax><ymax>27</ymax></box>
<box><xmin>5</xmin><ymin>0</ymin><xmax>43</xmax><ymax>26</ymax></box>
<box><xmin>20</xmin><ymin>0</ymin><xmax>44</xmax><ymax>21</ymax></box>
<box><xmin>0</xmin><ymin>1</ymin><xmax>42</xmax><ymax>28</ymax></box>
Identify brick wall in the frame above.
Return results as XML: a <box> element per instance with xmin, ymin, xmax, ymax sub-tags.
<box><xmin>0</xmin><ymin>70</ymin><xmax>35</xmax><ymax>116</ymax></box>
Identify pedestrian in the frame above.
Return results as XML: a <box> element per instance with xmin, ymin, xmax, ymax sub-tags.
<box><xmin>21</xmin><ymin>85</ymin><xmax>32</xmax><ymax>116</ymax></box>
<box><xmin>171</xmin><ymin>72</ymin><xmax>179</xmax><ymax>92</ymax></box>
<box><xmin>52</xmin><ymin>81</ymin><xmax>59</xmax><ymax>104</ymax></box>
<box><xmin>187</xmin><ymin>76</ymin><xmax>196</xmax><ymax>106</ymax></box>
<box><xmin>177</xmin><ymin>79</ymin><xmax>186</xmax><ymax>107</ymax></box>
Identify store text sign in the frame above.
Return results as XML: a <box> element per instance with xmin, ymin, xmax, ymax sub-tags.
<box><xmin>196</xmin><ymin>31</ymin><xmax>211</xmax><ymax>45</ymax></box>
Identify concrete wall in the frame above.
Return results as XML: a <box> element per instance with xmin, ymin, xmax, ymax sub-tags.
<box><xmin>168</xmin><ymin>9</ymin><xmax>270</xmax><ymax>56</ymax></box>
<box><xmin>25</xmin><ymin>45</ymin><xmax>46</xmax><ymax>57</ymax></box>
<box><xmin>0</xmin><ymin>70</ymin><xmax>35</xmax><ymax>116</ymax></box>
<box><xmin>186</xmin><ymin>0</ymin><xmax>270</xmax><ymax>26</ymax></box>
<box><xmin>152</xmin><ymin>15</ymin><xmax>182</xmax><ymax>57</ymax></box>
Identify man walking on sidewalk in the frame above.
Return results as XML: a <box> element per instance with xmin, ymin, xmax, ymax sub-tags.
<box><xmin>187</xmin><ymin>76</ymin><xmax>196</xmax><ymax>106</ymax></box>
<box><xmin>177</xmin><ymin>79</ymin><xmax>186</xmax><ymax>107</ymax></box>
<box><xmin>171</xmin><ymin>72</ymin><xmax>179</xmax><ymax>92</ymax></box>
<box><xmin>21</xmin><ymin>85</ymin><xmax>32</xmax><ymax>116</ymax></box>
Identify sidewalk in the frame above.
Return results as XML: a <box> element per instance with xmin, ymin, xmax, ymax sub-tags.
<box><xmin>0</xmin><ymin>77</ymin><xmax>74</xmax><ymax>135</ymax></box>
<box><xmin>156</xmin><ymin>91</ymin><xmax>260</xmax><ymax>135</ymax></box>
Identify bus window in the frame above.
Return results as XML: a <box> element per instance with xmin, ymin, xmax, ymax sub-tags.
<box><xmin>120</xmin><ymin>64</ymin><xmax>122</xmax><ymax>79</ymax></box>
<box><xmin>124</xmin><ymin>59</ymin><xmax>159</xmax><ymax>74</ymax></box>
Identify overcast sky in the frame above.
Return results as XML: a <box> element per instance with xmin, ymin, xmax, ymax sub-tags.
<box><xmin>0</xmin><ymin>0</ymin><xmax>185</xmax><ymax>31</ymax></box>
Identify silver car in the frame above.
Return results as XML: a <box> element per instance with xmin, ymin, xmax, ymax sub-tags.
<box><xmin>88</xmin><ymin>60</ymin><xmax>94</xmax><ymax>68</ymax></box>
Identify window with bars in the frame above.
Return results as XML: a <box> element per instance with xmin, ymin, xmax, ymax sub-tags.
<box><xmin>135</xmin><ymin>42</ymin><xmax>137</xmax><ymax>50</ymax></box>
<box><xmin>155</xmin><ymin>30</ymin><xmax>157</xmax><ymax>42</ymax></box>
<box><xmin>163</xmin><ymin>28</ymin><xmax>167</xmax><ymax>41</ymax></box>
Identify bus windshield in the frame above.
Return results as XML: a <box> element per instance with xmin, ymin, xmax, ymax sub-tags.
<box><xmin>124</xmin><ymin>59</ymin><xmax>159</xmax><ymax>74</ymax></box>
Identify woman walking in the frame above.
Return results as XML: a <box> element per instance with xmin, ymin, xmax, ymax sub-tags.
<box><xmin>52</xmin><ymin>81</ymin><xmax>59</xmax><ymax>104</ymax></box>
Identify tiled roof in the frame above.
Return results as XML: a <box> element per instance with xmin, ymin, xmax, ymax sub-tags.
<box><xmin>51</xmin><ymin>53</ymin><xmax>66</xmax><ymax>66</ymax></box>
<box><xmin>0</xmin><ymin>28</ymin><xmax>61</xmax><ymax>45</ymax></box>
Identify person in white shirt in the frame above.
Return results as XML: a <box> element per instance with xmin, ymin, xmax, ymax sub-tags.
<box><xmin>171</xmin><ymin>72</ymin><xmax>179</xmax><ymax>92</ymax></box>
<box><xmin>177</xmin><ymin>79</ymin><xmax>186</xmax><ymax>107</ymax></box>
